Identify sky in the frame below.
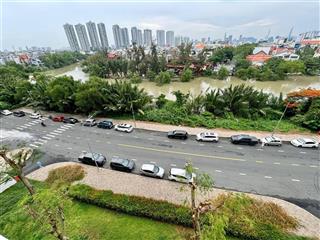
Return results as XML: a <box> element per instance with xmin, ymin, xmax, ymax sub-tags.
<box><xmin>1</xmin><ymin>0</ymin><xmax>319</xmax><ymax>50</ymax></box>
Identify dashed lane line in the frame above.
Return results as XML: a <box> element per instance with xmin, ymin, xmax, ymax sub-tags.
<box><xmin>118</xmin><ymin>143</ymin><xmax>246</xmax><ymax>162</ymax></box>
<box><xmin>264</xmin><ymin>176</ymin><xmax>272</xmax><ymax>179</ymax></box>
<box><xmin>291</xmin><ymin>163</ymin><xmax>300</xmax><ymax>167</ymax></box>
<box><xmin>256</xmin><ymin>149</ymin><xmax>263</xmax><ymax>151</ymax></box>
<box><xmin>256</xmin><ymin>160</ymin><xmax>263</xmax><ymax>163</ymax></box>
<box><xmin>273</xmin><ymin>162</ymin><xmax>281</xmax><ymax>165</ymax></box>
<box><xmin>217</xmin><ymin>145</ymin><xmax>223</xmax><ymax>148</ymax></box>
<box><xmin>278</xmin><ymin>150</ymin><xmax>284</xmax><ymax>153</ymax></box>
<box><xmin>237</xmin><ymin>147</ymin><xmax>243</xmax><ymax>150</ymax></box>
<box><xmin>215</xmin><ymin>170</ymin><xmax>223</xmax><ymax>173</ymax></box>
<box><xmin>291</xmin><ymin>179</ymin><xmax>301</xmax><ymax>182</ymax></box>
<box><xmin>239</xmin><ymin>173</ymin><xmax>247</xmax><ymax>176</ymax></box>
<box><xmin>299</xmin><ymin>152</ymin><xmax>306</xmax><ymax>154</ymax></box>
<box><xmin>310</xmin><ymin>165</ymin><xmax>318</xmax><ymax>168</ymax></box>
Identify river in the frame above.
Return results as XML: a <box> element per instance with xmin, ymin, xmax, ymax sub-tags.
<box><xmin>47</xmin><ymin>63</ymin><xmax>320</xmax><ymax>100</ymax></box>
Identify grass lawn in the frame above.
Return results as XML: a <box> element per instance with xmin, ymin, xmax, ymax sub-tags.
<box><xmin>0</xmin><ymin>181</ymin><xmax>241</xmax><ymax>240</ymax></box>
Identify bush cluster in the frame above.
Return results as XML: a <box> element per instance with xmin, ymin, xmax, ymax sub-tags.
<box><xmin>46</xmin><ymin>165</ymin><xmax>85</xmax><ymax>185</ymax></box>
<box><xmin>68</xmin><ymin>184</ymin><xmax>193</xmax><ymax>227</ymax></box>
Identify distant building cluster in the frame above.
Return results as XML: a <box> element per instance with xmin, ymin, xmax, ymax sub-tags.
<box><xmin>63</xmin><ymin>21</ymin><xmax>179</xmax><ymax>51</ymax></box>
<box><xmin>64</xmin><ymin>21</ymin><xmax>109</xmax><ymax>52</ymax></box>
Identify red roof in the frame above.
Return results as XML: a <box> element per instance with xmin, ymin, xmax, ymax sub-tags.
<box><xmin>246</xmin><ymin>52</ymin><xmax>272</xmax><ymax>63</ymax></box>
<box><xmin>301</xmin><ymin>39</ymin><xmax>320</xmax><ymax>45</ymax></box>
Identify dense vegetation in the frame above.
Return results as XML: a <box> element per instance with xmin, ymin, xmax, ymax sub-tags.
<box><xmin>81</xmin><ymin>43</ymin><xmax>320</xmax><ymax>83</ymax></box>
<box><xmin>39</xmin><ymin>51</ymin><xmax>86</xmax><ymax>69</ymax></box>
<box><xmin>1</xmin><ymin>62</ymin><xmax>319</xmax><ymax>132</ymax></box>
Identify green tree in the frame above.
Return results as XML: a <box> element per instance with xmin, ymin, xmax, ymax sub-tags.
<box><xmin>146</xmin><ymin>69</ymin><xmax>157</xmax><ymax>81</ymax></box>
<box><xmin>217</xmin><ymin>67</ymin><xmax>229</xmax><ymax>80</ymax></box>
<box><xmin>172</xmin><ymin>90</ymin><xmax>190</xmax><ymax>107</ymax></box>
<box><xmin>180</xmin><ymin>68</ymin><xmax>193</xmax><ymax>82</ymax></box>
<box><xmin>149</xmin><ymin>43</ymin><xmax>160</xmax><ymax>74</ymax></box>
<box><xmin>155</xmin><ymin>94</ymin><xmax>168</xmax><ymax>109</ymax></box>
<box><xmin>177</xmin><ymin>42</ymin><xmax>192</xmax><ymax>65</ymax></box>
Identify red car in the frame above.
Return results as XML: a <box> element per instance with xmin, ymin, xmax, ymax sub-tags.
<box><xmin>52</xmin><ymin>115</ymin><xmax>64</xmax><ymax>122</ymax></box>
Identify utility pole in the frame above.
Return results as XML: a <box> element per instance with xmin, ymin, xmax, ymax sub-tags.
<box><xmin>272</xmin><ymin>102</ymin><xmax>290</xmax><ymax>136</ymax></box>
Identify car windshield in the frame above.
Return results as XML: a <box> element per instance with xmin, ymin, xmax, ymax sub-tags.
<box><xmin>297</xmin><ymin>139</ymin><xmax>306</xmax><ymax>144</ymax></box>
<box><xmin>153</xmin><ymin>166</ymin><xmax>159</xmax><ymax>173</ymax></box>
<box><xmin>92</xmin><ymin>153</ymin><xmax>100</xmax><ymax>160</ymax></box>
<box><xmin>266</xmin><ymin>137</ymin><xmax>273</xmax><ymax>142</ymax></box>
<box><xmin>121</xmin><ymin>159</ymin><xmax>129</xmax><ymax>166</ymax></box>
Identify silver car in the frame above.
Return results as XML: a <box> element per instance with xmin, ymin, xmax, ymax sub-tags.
<box><xmin>168</xmin><ymin>168</ymin><xmax>196</xmax><ymax>184</ymax></box>
<box><xmin>261</xmin><ymin>136</ymin><xmax>282</xmax><ymax>146</ymax></box>
<box><xmin>140</xmin><ymin>164</ymin><xmax>165</xmax><ymax>178</ymax></box>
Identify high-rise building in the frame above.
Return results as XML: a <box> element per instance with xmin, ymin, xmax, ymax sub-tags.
<box><xmin>75</xmin><ymin>23</ymin><xmax>90</xmax><ymax>52</ymax></box>
<box><xmin>131</xmin><ymin>27</ymin><xmax>138</xmax><ymax>45</ymax></box>
<box><xmin>97</xmin><ymin>23</ymin><xmax>109</xmax><ymax>49</ymax></box>
<box><xmin>63</xmin><ymin>23</ymin><xmax>80</xmax><ymax>51</ymax></box>
<box><xmin>144</xmin><ymin>29</ymin><xmax>152</xmax><ymax>46</ymax></box>
<box><xmin>174</xmin><ymin>36</ymin><xmax>182</xmax><ymax>46</ymax></box>
<box><xmin>112</xmin><ymin>24</ymin><xmax>121</xmax><ymax>49</ymax></box>
<box><xmin>182</xmin><ymin>36</ymin><xmax>190</xmax><ymax>44</ymax></box>
<box><xmin>121</xmin><ymin>27</ymin><xmax>130</xmax><ymax>48</ymax></box>
<box><xmin>137</xmin><ymin>29</ymin><xmax>143</xmax><ymax>46</ymax></box>
<box><xmin>166</xmin><ymin>31</ymin><xmax>174</xmax><ymax>47</ymax></box>
<box><xmin>156</xmin><ymin>30</ymin><xmax>165</xmax><ymax>47</ymax></box>
<box><xmin>86</xmin><ymin>21</ymin><xmax>100</xmax><ymax>50</ymax></box>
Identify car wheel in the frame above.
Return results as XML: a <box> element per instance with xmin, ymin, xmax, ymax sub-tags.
<box><xmin>298</xmin><ymin>145</ymin><xmax>302</xmax><ymax>148</ymax></box>
<box><xmin>312</xmin><ymin>146</ymin><xmax>317</xmax><ymax>149</ymax></box>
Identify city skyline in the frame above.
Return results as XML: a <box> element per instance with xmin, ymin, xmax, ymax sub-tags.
<box><xmin>2</xmin><ymin>1</ymin><xmax>319</xmax><ymax>50</ymax></box>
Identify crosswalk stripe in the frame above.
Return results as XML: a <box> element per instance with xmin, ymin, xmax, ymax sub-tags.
<box><xmin>34</xmin><ymin>141</ymin><xmax>44</xmax><ymax>145</ymax></box>
<box><xmin>42</xmin><ymin>136</ymin><xmax>51</xmax><ymax>140</ymax></box>
<box><xmin>46</xmin><ymin>134</ymin><xmax>56</xmax><ymax>138</ymax></box>
<box><xmin>29</xmin><ymin>144</ymin><xmax>39</xmax><ymax>148</ymax></box>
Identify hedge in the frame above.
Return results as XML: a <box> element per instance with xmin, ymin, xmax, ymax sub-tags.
<box><xmin>68</xmin><ymin>184</ymin><xmax>193</xmax><ymax>227</ymax></box>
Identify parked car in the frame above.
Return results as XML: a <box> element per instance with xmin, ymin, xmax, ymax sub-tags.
<box><xmin>290</xmin><ymin>138</ymin><xmax>319</xmax><ymax>148</ymax></box>
<box><xmin>115</xmin><ymin>123</ymin><xmax>133</xmax><ymax>133</ymax></box>
<box><xmin>29</xmin><ymin>113</ymin><xmax>42</xmax><ymax>119</ymax></box>
<box><xmin>1</xmin><ymin>110</ymin><xmax>12</xmax><ymax>116</ymax></box>
<box><xmin>63</xmin><ymin>117</ymin><xmax>79</xmax><ymax>124</ymax></box>
<box><xmin>110</xmin><ymin>157</ymin><xmax>135</xmax><ymax>172</ymax></box>
<box><xmin>168</xmin><ymin>168</ymin><xmax>196</xmax><ymax>184</ymax></box>
<box><xmin>167</xmin><ymin>130</ymin><xmax>188</xmax><ymax>140</ymax></box>
<box><xmin>13</xmin><ymin>111</ymin><xmax>25</xmax><ymax>117</ymax></box>
<box><xmin>230</xmin><ymin>134</ymin><xmax>259</xmax><ymax>146</ymax></box>
<box><xmin>97</xmin><ymin>120</ymin><xmax>114</xmax><ymax>129</ymax></box>
<box><xmin>78</xmin><ymin>151</ymin><xmax>106</xmax><ymax>167</ymax></box>
<box><xmin>52</xmin><ymin>115</ymin><xmax>64</xmax><ymax>122</ymax></box>
<box><xmin>196</xmin><ymin>132</ymin><xmax>219</xmax><ymax>142</ymax></box>
<box><xmin>140</xmin><ymin>163</ymin><xmax>165</xmax><ymax>178</ymax></box>
<box><xmin>261</xmin><ymin>136</ymin><xmax>282</xmax><ymax>146</ymax></box>
<box><xmin>83</xmin><ymin>118</ymin><xmax>97</xmax><ymax>127</ymax></box>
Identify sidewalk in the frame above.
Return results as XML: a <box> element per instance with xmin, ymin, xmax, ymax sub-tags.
<box><xmin>18</xmin><ymin>107</ymin><xmax>319</xmax><ymax>142</ymax></box>
<box><xmin>27</xmin><ymin>162</ymin><xmax>320</xmax><ymax>239</ymax></box>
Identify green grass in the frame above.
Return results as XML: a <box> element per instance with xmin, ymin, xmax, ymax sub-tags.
<box><xmin>0</xmin><ymin>181</ymin><xmax>241</xmax><ymax>240</ymax></box>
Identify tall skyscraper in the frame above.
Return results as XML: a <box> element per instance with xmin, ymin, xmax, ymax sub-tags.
<box><xmin>86</xmin><ymin>21</ymin><xmax>100</xmax><ymax>50</ymax></box>
<box><xmin>174</xmin><ymin>36</ymin><xmax>182</xmax><ymax>46</ymax></box>
<box><xmin>137</xmin><ymin>30</ymin><xmax>143</xmax><ymax>46</ymax></box>
<box><xmin>131</xmin><ymin>27</ymin><xmax>138</xmax><ymax>45</ymax></box>
<box><xmin>144</xmin><ymin>29</ymin><xmax>152</xmax><ymax>47</ymax></box>
<box><xmin>156</xmin><ymin>30</ymin><xmax>165</xmax><ymax>47</ymax></box>
<box><xmin>166</xmin><ymin>31</ymin><xmax>174</xmax><ymax>47</ymax></box>
<box><xmin>112</xmin><ymin>24</ymin><xmax>121</xmax><ymax>49</ymax></box>
<box><xmin>75</xmin><ymin>23</ymin><xmax>90</xmax><ymax>52</ymax></box>
<box><xmin>97</xmin><ymin>23</ymin><xmax>109</xmax><ymax>49</ymax></box>
<box><xmin>121</xmin><ymin>27</ymin><xmax>130</xmax><ymax>48</ymax></box>
<box><xmin>63</xmin><ymin>23</ymin><xmax>80</xmax><ymax>51</ymax></box>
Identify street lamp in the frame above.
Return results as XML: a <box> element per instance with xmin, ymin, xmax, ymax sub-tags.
<box><xmin>272</xmin><ymin>102</ymin><xmax>290</xmax><ymax>136</ymax></box>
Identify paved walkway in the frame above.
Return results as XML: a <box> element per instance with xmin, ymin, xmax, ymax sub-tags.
<box><xmin>27</xmin><ymin>162</ymin><xmax>320</xmax><ymax>239</ymax></box>
<box><xmin>17</xmin><ymin>107</ymin><xmax>320</xmax><ymax>142</ymax></box>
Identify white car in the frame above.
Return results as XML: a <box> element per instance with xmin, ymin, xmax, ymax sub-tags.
<box><xmin>291</xmin><ymin>138</ymin><xmax>319</xmax><ymax>148</ymax></box>
<box><xmin>83</xmin><ymin>118</ymin><xmax>97</xmax><ymax>127</ymax></box>
<box><xmin>0</xmin><ymin>110</ymin><xmax>12</xmax><ymax>116</ymax></box>
<box><xmin>29</xmin><ymin>113</ymin><xmax>42</xmax><ymax>119</ymax></box>
<box><xmin>168</xmin><ymin>168</ymin><xmax>196</xmax><ymax>184</ymax></box>
<box><xmin>140</xmin><ymin>164</ymin><xmax>165</xmax><ymax>178</ymax></box>
<box><xmin>115</xmin><ymin>123</ymin><xmax>133</xmax><ymax>133</ymax></box>
<box><xmin>261</xmin><ymin>136</ymin><xmax>282</xmax><ymax>146</ymax></box>
<box><xmin>196</xmin><ymin>132</ymin><xmax>219</xmax><ymax>142</ymax></box>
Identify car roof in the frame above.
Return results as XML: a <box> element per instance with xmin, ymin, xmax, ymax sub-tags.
<box><xmin>170</xmin><ymin>168</ymin><xmax>187</xmax><ymax>176</ymax></box>
<box><xmin>266</xmin><ymin>136</ymin><xmax>281</xmax><ymax>141</ymax></box>
<box><xmin>141</xmin><ymin>164</ymin><xmax>155</xmax><ymax>171</ymax></box>
<box><xmin>118</xmin><ymin>123</ymin><xmax>131</xmax><ymax>127</ymax></box>
<box><xmin>111</xmin><ymin>157</ymin><xmax>129</xmax><ymax>164</ymax></box>
<box><xmin>85</xmin><ymin>118</ymin><xmax>95</xmax><ymax>122</ymax></box>
<box><xmin>173</xmin><ymin>130</ymin><xmax>187</xmax><ymax>134</ymax></box>
<box><xmin>298</xmin><ymin>138</ymin><xmax>315</xmax><ymax>142</ymax></box>
<box><xmin>201</xmin><ymin>132</ymin><xmax>216</xmax><ymax>136</ymax></box>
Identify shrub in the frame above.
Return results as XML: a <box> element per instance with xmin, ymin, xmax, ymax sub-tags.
<box><xmin>146</xmin><ymin>70</ymin><xmax>157</xmax><ymax>81</ymax></box>
<box><xmin>46</xmin><ymin>165</ymin><xmax>85</xmax><ymax>185</ymax></box>
<box><xmin>155</xmin><ymin>71</ymin><xmax>171</xmax><ymax>85</ymax></box>
<box><xmin>68</xmin><ymin>184</ymin><xmax>192</xmax><ymax>227</ymax></box>
<box><xmin>130</xmin><ymin>74</ymin><xmax>142</xmax><ymax>84</ymax></box>
<box><xmin>180</xmin><ymin>68</ymin><xmax>193</xmax><ymax>82</ymax></box>
<box><xmin>217</xmin><ymin>67</ymin><xmax>229</xmax><ymax>80</ymax></box>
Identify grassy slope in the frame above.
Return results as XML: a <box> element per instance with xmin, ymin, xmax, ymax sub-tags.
<box><xmin>0</xmin><ymin>182</ymin><xmax>240</xmax><ymax>240</ymax></box>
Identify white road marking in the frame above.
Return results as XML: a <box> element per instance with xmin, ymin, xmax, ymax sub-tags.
<box><xmin>55</xmin><ymin>144</ymin><xmax>59</xmax><ymax>147</ymax></box>
<box><xmin>16</xmin><ymin>127</ymin><xmax>23</xmax><ymax>130</ymax></box>
<box><xmin>119</xmin><ymin>134</ymin><xmax>124</xmax><ymax>137</ymax></box>
<box><xmin>217</xmin><ymin>145</ymin><xmax>223</xmax><ymax>148</ymax></box>
<box><xmin>291</xmin><ymin>179</ymin><xmax>301</xmax><ymax>182</ymax></box>
<box><xmin>164</xmin><ymin>140</ymin><xmax>170</xmax><ymax>143</ymax></box>
<box><xmin>67</xmin><ymin>135</ymin><xmax>71</xmax><ymax>138</ymax></box>
<box><xmin>199</xmin><ymin>144</ymin><xmax>204</xmax><ymax>146</ymax></box>
<box><xmin>67</xmin><ymin>147</ymin><xmax>72</xmax><ymax>150</ymax></box>
<box><xmin>24</xmin><ymin>124</ymin><xmax>32</xmax><ymax>127</ymax></box>
<box><xmin>34</xmin><ymin>141</ymin><xmax>44</xmax><ymax>145</ymax></box>
<box><xmin>170</xmin><ymin>164</ymin><xmax>176</xmax><ymax>167</ymax></box>
<box><xmin>215</xmin><ymin>170</ymin><xmax>223</xmax><ymax>173</ymax></box>
<box><xmin>181</xmin><ymin>142</ymin><xmax>186</xmax><ymax>144</ymax></box>
<box><xmin>310</xmin><ymin>165</ymin><xmax>318</xmax><ymax>168</ymax></box>
<box><xmin>256</xmin><ymin>149</ymin><xmax>263</xmax><ymax>151</ymax></box>
<box><xmin>42</xmin><ymin>130</ymin><xmax>47</xmax><ymax>133</ymax></box>
<box><xmin>42</xmin><ymin>136</ymin><xmax>51</xmax><ymax>140</ymax></box>
<box><xmin>273</xmin><ymin>162</ymin><xmax>281</xmax><ymax>165</ymax></box>
<box><xmin>278</xmin><ymin>150</ymin><xmax>284</xmax><ymax>153</ymax></box>
<box><xmin>50</xmin><ymin>132</ymin><xmax>60</xmax><ymax>135</ymax></box>
<box><xmin>264</xmin><ymin>176</ymin><xmax>272</xmax><ymax>179</ymax></box>
<box><xmin>237</xmin><ymin>147</ymin><xmax>243</xmax><ymax>150</ymax></box>
<box><xmin>57</xmin><ymin>128</ymin><xmax>66</xmax><ymax>132</ymax></box>
<box><xmin>194</xmin><ymin>167</ymin><xmax>199</xmax><ymax>170</ymax></box>
<box><xmin>107</xmin><ymin>141</ymin><xmax>111</xmax><ymax>144</ymax></box>
<box><xmin>38</xmin><ymin>139</ymin><xmax>47</xmax><ymax>143</ymax></box>
<box><xmin>53</xmin><ymin>130</ymin><xmax>64</xmax><ymax>133</ymax></box>
<box><xmin>256</xmin><ymin>160</ymin><xmax>263</xmax><ymax>163</ymax></box>
<box><xmin>239</xmin><ymin>173</ymin><xmax>247</xmax><ymax>176</ymax></box>
<box><xmin>29</xmin><ymin>144</ymin><xmax>39</xmax><ymax>148</ymax></box>
<box><xmin>299</xmin><ymin>151</ymin><xmax>306</xmax><ymax>154</ymax></box>
<box><xmin>291</xmin><ymin>163</ymin><xmax>300</xmax><ymax>166</ymax></box>
<box><xmin>134</xmin><ymin>136</ymin><xmax>139</xmax><ymax>138</ymax></box>
<box><xmin>47</xmin><ymin>134</ymin><xmax>56</xmax><ymax>138</ymax></box>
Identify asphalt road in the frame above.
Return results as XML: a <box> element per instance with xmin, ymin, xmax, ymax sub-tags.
<box><xmin>1</xmin><ymin>115</ymin><xmax>319</xmax><ymax>217</ymax></box>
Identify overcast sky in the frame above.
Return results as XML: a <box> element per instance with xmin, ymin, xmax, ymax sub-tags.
<box><xmin>2</xmin><ymin>0</ymin><xmax>319</xmax><ymax>50</ymax></box>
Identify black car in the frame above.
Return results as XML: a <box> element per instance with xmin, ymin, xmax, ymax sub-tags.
<box><xmin>63</xmin><ymin>117</ymin><xmax>79</xmax><ymax>124</ymax></box>
<box><xmin>167</xmin><ymin>130</ymin><xmax>188</xmax><ymax>140</ymax></box>
<box><xmin>97</xmin><ymin>120</ymin><xmax>114</xmax><ymax>129</ymax></box>
<box><xmin>230</xmin><ymin>134</ymin><xmax>259</xmax><ymax>146</ymax></box>
<box><xmin>13</xmin><ymin>111</ymin><xmax>25</xmax><ymax>117</ymax></box>
<box><xmin>110</xmin><ymin>157</ymin><xmax>135</xmax><ymax>172</ymax></box>
<box><xmin>78</xmin><ymin>152</ymin><xmax>106</xmax><ymax>167</ymax></box>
